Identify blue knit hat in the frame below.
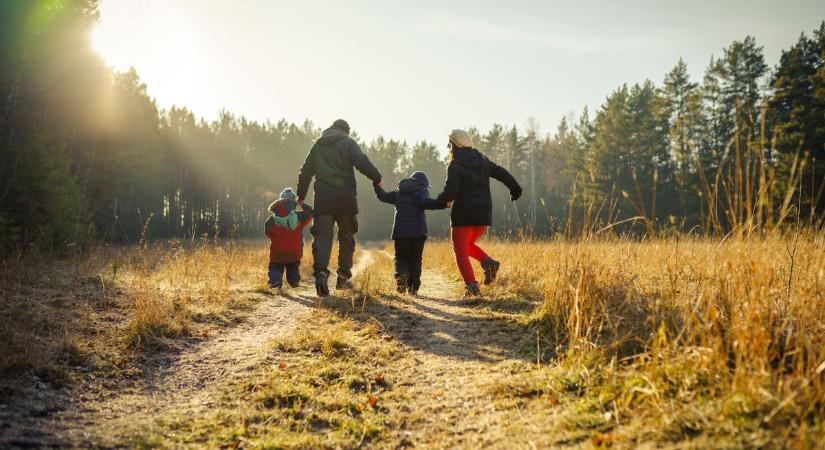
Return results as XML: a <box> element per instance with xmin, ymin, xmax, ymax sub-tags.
<box><xmin>280</xmin><ymin>187</ymin><xmax>297</xmax><ymax>202</ymax></box>
<box><xmin>410</xmin><ymin>171</ymin><xmax>430</xmax><ymax>187</ymax></box>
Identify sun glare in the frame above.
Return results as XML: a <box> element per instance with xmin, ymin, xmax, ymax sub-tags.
<box><xmin>89</xmin><ymin>3</ymin><xmax>208</xmax><ymax>112</ymax></box>
<box><xmin>91</xmin><ymin>23</ymin><xmax>127</xmax><ymax>70</ymax></box>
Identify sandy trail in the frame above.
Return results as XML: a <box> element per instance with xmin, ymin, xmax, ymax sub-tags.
<box><xmin>352</xmin><ymin>250</ymin><xmax>532</xmax><ymax>448</ymax></box>
<box><xmin>2</xmin><ymin>248</ymin><xmax>532</xmax><ymax>448</ymax></box>
<box><xmin>52</xmin><ymin>288</ymin><xmax>313</xmax><ymax>447</ymax></box>
<box><xmin>2</xmin><ymin>251</ymin><xmax>378</xmax><ymax>448</ymax></box>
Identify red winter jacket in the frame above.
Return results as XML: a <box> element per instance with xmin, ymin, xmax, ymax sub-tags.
<box><xmin>265</xmin><ymin>201</ymin><xmax>313</xmax><ymax>264</ymax></box>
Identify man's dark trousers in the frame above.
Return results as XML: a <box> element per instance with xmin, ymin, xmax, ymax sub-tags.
<box><xmin>311</xmin><ymin>215</ymin><xmax>358</xmax><ymax>280</ymax></box>
<box><xmin>269</xmin><ymin>262</ymin><xmax>301</xmax><ymax>288</ymax></box>
<box><xmin>394</xmin><ymin>236</ymin><xmax>426</xmax><ymax>292</ymax></box>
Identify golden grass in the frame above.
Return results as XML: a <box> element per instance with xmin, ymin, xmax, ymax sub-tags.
<box><xmin>3</xmin><ymin>233</ymin><xmax>823</xmax><ymax>447</ymax></box>
<box><xmin>422</xmin><ymin>231</ymin><xmax>825</xmax><ymax>447</ymax></box>
<box><xmin>0</xmin><ymin>239</ymin><xmax>298</xmax><ymax>387</ymax></box>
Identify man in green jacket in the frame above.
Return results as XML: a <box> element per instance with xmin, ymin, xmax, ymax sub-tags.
<box><xmin>297</xmin><ymin>119</ymin><xmax>383</xmax><ymax>297</ymax></box>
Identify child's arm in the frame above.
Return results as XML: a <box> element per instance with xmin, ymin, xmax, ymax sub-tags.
<box><xmin>374</xmin><ymin>184</ymin><xmax>398</xmax><ymax>205</ymax></box>
<box><xmin>297</xmin><ymin>203</ymin><xmax>314</xmax><ymax>226</ymax></box>
<box><xmin>417</xmin><ymin>191</ymin><xmax>448</xmax><ymax>210</ymax></box>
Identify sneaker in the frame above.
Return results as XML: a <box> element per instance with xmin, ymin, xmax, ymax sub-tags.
<box><xmin>288</xmin><ymin>281</ymin><xmax>300</xmax><ymax>288</ymax></box>
<box><xmin>335</xmin><ymin>276</ymin><xmax>353</xmax><ymax>290</ymax></box>
<box><xmin>464</xmin><ymin>282</ymin><xmax>481</xmax><ymax>298</ymax></box>
<box><xmin>481</xmin><ymin>258</ymin><xmax>501</xmax><ymax>285</ymax></box>
<box><xmin>315</xmin><ymin>272</ymin><xmax>329</xmax><ymax>297</ymax></box>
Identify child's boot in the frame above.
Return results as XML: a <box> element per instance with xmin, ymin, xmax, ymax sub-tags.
<box><xmin>409</xmin><ymin>279</ymin><xmax>421</xmax><ymax>297</ymax></box>
<box><xmin>395</xmin><ymin>273</ymin><xmax>409</xmax><ymax>294</ymax></box>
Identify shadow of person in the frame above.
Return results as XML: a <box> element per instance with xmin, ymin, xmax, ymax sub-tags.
<box><xmin>317</xmin><ymin>290</ymin><xmax>533</xmax><ymax>364</ymax></box>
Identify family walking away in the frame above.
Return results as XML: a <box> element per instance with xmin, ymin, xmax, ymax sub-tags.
<box><xmin>271</xmin><ymin>120</ymin><xmax>522</xmax><ymax>299</ymax></box>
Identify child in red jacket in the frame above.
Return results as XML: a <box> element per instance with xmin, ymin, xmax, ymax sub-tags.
<box><xmin>265</xmin><ymin>188</ymin><xmax>313</xmax><ymax>288</ymax></box>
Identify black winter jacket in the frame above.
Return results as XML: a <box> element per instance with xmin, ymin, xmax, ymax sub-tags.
<box><xmin>375</xmin><ymin>176</ymin><xmax>445</xmax><ymax>239</ymax></box>
<box><xmin>297</xmin><ymin>127</ymin><xmax>382</xmax><ymax>215</ymax></box>
<box><xmin>435</xmin><ymin>148</ymin><xmax>522</xmax><ymax>227</ymax></box>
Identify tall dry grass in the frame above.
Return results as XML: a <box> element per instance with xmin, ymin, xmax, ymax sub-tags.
<box><xmin>0</xmin><ymin>239</ymin><xmax>294</xmax><ymax>385</ymax></box>
<box><xmin>423</xmin><ymin>230</ymin><xmax>825</xmax><ymax>445</ymax></box>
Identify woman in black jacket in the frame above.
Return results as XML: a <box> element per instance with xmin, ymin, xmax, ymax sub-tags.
<box><xmin>434</xmin><ymin>129</ymin><xmax>522</xmax><ymax>297</ymax></box>
<box><xmin>375</xmin><ymin>171</ymin><xmax>447</xmax><ymax>295</ymax></box>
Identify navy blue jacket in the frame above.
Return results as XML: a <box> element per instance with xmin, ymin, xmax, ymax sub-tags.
<box><xmin>375</xmin><ymin>175</ymin><xmax>446</xmax><ymax>239</ymax></box>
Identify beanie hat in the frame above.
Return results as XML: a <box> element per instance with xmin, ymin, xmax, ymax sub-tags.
<box><xmin>449</xmin><ymin>129</ymin><xmax>474</xmax><ymax>149</ymax></box>
<box><xmin>331</xmin><ymin>119</ymin><xmax>350</xmax><ymax>134</ymax></box>
<box><xmin>279</xmin><ymin>187</ymin><xmax>297</xmax><ymax>202</ymax></box>
<box><xmin>410</xmin><ymin>171</ymin><xmax>430</xmax><ymax>187</ymax></box>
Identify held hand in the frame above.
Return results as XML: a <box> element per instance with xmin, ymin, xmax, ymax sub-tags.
<box><xmin>446</xmin><ymin>200</ymin><xmax>454</xmax><ymax>208</ymax></box>
<box><xmin>376</xmin><ymin>180</ymin><xmax>384</xmax><ymax>189</ymax></box>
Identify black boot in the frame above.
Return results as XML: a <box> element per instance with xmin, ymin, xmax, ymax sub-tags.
<box><xmin>464</xmin><ymin>281</ymin><xmax>481</xmax><ymax>298</ymax></box>
<box><xmin>481</xmin><ymin>257</ymin><xmax>501</xmax><ymax>285</ymax></box>
<box><xmin>336</xmin><ymin>276</ymin><xmax>353</xmax><ymax>290</ymax></box>
<box><xmin>315</xmin><ymin>272</ymin><xmax>329</xmax><ymax>297</ymax></box>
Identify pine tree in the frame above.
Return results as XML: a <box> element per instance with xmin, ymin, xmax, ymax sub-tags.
<box><xmin>769</xmin><ymin>23</ymin><xmax>825</xmax><ymax>218</ymax></box>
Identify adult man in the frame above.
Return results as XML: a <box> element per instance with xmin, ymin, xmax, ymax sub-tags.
<box><xmin>296</xmin><ymin>119</ymin><xmax>382</xmax><ymax>297</ymax></box>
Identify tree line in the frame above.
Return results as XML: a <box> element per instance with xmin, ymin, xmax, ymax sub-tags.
<box><xmin>1</xmin><ymin>0</ymin><xmax>823</xmax><ymax>252</ymax></box>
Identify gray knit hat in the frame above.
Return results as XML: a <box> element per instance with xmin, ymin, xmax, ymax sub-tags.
<box><xmin>279</xmin><ymin>187</ymin><xmax>297</xmax><ymax>202</ymax></box>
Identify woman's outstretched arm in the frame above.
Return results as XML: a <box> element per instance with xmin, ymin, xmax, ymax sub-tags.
<box><xmin>488</xmin><ymin>160</ymin><xmax>522</xmax><ymax>200</ymax></box>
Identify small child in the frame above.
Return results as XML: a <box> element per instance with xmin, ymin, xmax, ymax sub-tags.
<box><xmin>374</xmin><ymin>171</ymin><xmax>447</xmax><ymax>295</ymax></box>
<box><xmin>265</xmin><ymin>188</ymin><xmax>313</xmax><ymax>288</ymax></box>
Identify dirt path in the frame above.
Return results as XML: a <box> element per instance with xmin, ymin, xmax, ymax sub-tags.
<box><xmin>46</xmin><ymin>252</ymin><xmax>382</xmax><ymax>447</ymax></box>
<box><xmin>356</xmin><ymin>251</ymin><xmax>533</xmax><ymax>448</ymax></box>
<box><xmin>44</xmin><ymin>288</ymin><xmax>313</xmax><ymax>447</ymax></box>
<box><xmin>2</xmin><ymin>249</ymin><xmax>534</xmax><ymax>448</ymax></box>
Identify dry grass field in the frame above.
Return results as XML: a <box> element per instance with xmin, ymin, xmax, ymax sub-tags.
<box><xmin>1</xmin><ymin>231</ymin><xmax>823</xmax><ymax>448</ymax></box>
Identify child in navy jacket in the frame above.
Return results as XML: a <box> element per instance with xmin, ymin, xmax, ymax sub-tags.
<box><xmin>374</xmin><ymin>172</ymin><xmax>447</xmax><ymax>295</ymax></box>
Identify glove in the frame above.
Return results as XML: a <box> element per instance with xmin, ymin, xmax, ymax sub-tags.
<box><xmin>510</xmin><ymin>188</ymin><xmax>522</xmax><ymax>201</ymax></box>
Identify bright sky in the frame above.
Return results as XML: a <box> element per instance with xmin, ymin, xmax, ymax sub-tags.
<box><xmin>92</xmin><ymin>0</ymin><xmax>825</xmax><ymax>146</ymax></box>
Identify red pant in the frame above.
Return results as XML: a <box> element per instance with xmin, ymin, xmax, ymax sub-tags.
<box><xmin>451</xmin><ymin>226</ymin><xmax>490</xmax><ymax>283</ymax></box>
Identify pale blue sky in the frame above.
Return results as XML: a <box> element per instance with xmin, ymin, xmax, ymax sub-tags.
<box><xmin>93</xmin><ymin>0</ymin><xmax>825</xmax><ymax>146</ymax></box>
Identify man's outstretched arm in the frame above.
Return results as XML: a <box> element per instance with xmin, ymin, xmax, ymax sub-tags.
<box><xmin>349</xmin><ymin>142</ymin><xmax>382</xmax><ymax>185</ymax></box>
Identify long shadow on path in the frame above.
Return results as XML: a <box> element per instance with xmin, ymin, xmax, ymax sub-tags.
<box><xmin>288</xmin><ymin>278</ymin><xmax>535</xmax><ymax>364</ymax></box>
